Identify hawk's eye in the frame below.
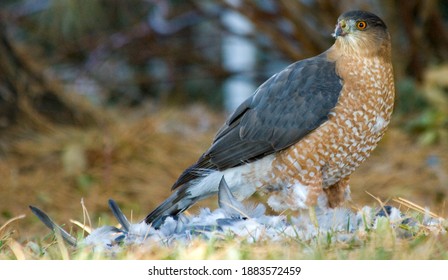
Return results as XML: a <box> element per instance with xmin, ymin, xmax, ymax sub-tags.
<box><xmin>356</xmin><ymin>21</ymin><xmax>367</xmax><ymax>30</ymax></box>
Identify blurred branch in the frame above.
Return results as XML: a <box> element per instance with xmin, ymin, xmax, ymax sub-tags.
<box><xmin>0</xmin><ymin>0</ymin><xmax>447</xmax><ymax>112</ymax></box>
<box><xmin>0</xmin><ymin>19</ymin><xmax>103</xmax><ymax>135</ymax></box>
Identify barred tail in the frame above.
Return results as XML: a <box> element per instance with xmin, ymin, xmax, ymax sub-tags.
<box><xmin>144</xmin><ymin>185</ymin><xmax>200</xmax><ymax>228</ymax></box>
<box><xmin>145</xmin><ymin>169</ymin><xmax>226</xmax><ymax>228</ymax></box>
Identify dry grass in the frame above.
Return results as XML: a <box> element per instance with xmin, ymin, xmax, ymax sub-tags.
<box><xmin>1</xmin><ymin>205</ymin><xmax>447</xmax><ymax>260</ymax></box>
<box><xmin>0</xmin><ymin>103</ymin><xmax>447</xmax><ymax>260</ymax></box>
<box><xmin>0</xmin><ymin>104</ymin><xmax>221</xmax><ymax>239</ymax></box>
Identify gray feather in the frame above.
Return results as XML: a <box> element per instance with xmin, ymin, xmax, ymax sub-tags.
<box><xmin>218</xmin><ymin>176</ymin><xmax>248</xmax><ymax>218</ymax></box>
<box><xmin>108</xmin><ymin>199</ymin><xmax>131</xmax><ymax>232</ymax></box>
<box><xmin>29</xmin><ymin>205</ymin><xmax>77</xmax><ymax>247</ymax></box>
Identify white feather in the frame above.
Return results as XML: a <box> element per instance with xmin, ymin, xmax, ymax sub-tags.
<box><xmin>189</xmin><ymin>154</ymin><xmax>275</xmax><ymax>200</ymax></box>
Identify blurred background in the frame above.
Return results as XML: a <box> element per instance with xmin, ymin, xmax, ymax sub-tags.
<box><xmin>0</xmin><ymin>0</ymin><xmax>447</xmax><ymax>239</ymax></box>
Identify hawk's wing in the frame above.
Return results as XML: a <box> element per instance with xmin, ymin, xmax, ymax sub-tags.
<box><xmin>172</xmin><ymin>54</ymin><xmax>342</xmax><ymax>189</ymax></box>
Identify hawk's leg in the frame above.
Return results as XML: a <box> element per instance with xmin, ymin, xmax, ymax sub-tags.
<box><xmin>309</xmin><ymin>177</ymin><xmax>350</xmax><ymax>228</ymax></box>
<box><xmin>323</xmin><ymin>177</ymin><xmax>351</xmax><ymax>208</ymax></box>
<box><xmin>309</xmin><ymin>205</ymin><xmax>319</xmax><ymax>228</ymax></box>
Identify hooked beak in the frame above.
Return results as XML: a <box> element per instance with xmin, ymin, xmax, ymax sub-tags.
<box><xmin>332</xmin><ymin>20</ymin><xmax>348</xmax><ymax>38</ymax></box>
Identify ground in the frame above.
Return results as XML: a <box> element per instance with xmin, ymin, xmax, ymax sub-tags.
<box><xmin>0</xmin><ymin>104</ymin><xmax>447</xmax><ymax>259</ymax></box>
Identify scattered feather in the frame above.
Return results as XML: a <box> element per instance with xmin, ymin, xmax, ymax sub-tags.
<box><xmin>30</xmin><ymin>178</ymin><xmax>447</xmax><ymax>254</ymax></box>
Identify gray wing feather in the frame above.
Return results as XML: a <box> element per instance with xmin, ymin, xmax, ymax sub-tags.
<box><xmin>172</xmin><ymin>54</ymin><xmax>342</xmax><ymax>189</ymax></box>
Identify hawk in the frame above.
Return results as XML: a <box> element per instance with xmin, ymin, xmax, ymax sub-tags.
<box><xmin>145</xmin><ymin>10</ymin><xmax>395</xmax><ymax>226</ymax></box>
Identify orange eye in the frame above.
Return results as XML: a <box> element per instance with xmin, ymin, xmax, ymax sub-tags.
<box><xmin>356</xmin><ymin>21</ymin><xmax>367</xmax><ymax>30</ymax></box>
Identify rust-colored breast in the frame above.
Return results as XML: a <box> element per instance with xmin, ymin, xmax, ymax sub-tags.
<box><xmin>268</xmin><ymin>54</ymin><xmax>395</xmax><ymax>205</ymax></box>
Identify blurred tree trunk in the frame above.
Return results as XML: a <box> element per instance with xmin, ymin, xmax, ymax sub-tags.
<box><xmin>0</xmin><ymin>23</ymin><xmax>102</xmax><ymax>133</ymax></box>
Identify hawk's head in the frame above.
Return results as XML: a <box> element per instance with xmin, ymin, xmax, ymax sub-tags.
<box><xmin>333</xmin><ymin>10</ymin><xmax>391</xmax><ymax>58</ymax></box>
